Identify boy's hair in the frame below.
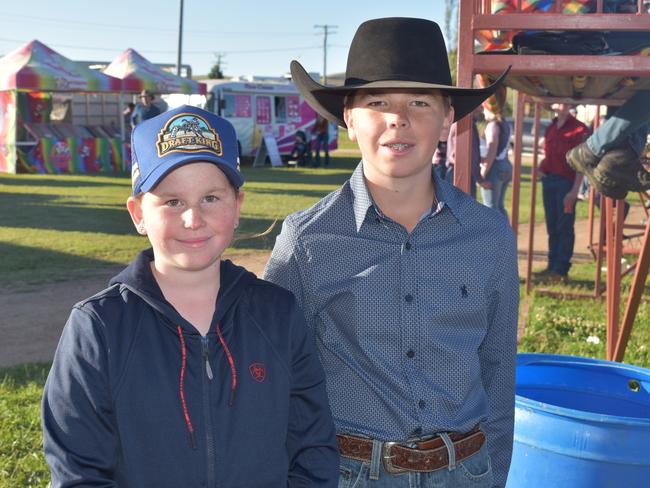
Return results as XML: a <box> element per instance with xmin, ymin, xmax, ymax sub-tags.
<box><xmin>343</xmin><ymin>89</ymin><xmax>451</xmax><ymax>115</ymax></box>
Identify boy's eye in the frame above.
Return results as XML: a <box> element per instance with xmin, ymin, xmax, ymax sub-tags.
<box><xmin>166</xmin><ymin>199</ymin><xmax>182</xmax><ymax>207</ymax></box>
<box><xmin>366</xmin><ymin>100</ymin><xmax>386</xmax><ymax>107</ymax></box>
<box><xmin>204</xmin><ymin>195</ymin><xmax>219</xmax><ymax>203</ymax></box>
<box><xmin>411</xmin><ymin>100</ymin><xmax>430</xmax><ymax>107</ymax></box>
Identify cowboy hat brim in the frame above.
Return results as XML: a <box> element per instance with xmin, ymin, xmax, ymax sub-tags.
<box><xmin>290</xmin><ymin>60</ymin><xmax>511</xmax><ymax>127</ymax></box>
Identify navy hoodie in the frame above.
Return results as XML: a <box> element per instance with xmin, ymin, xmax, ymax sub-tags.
<box><xmin>42</xmin><ymin>250</ymin><xmax>339</xmax><ymax>487</ymax></box>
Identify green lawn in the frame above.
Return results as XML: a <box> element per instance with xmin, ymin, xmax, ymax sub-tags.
<box><xmin>1</xmin><ymin>145</ymin><xmax>649</xmax><ymax>485</ymax></box>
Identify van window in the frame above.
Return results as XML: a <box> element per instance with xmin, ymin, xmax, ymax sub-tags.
<box><xmin>274</xmin><ymin>96</ymin><xmax>287</xmax><ymax>123</ymax></box>
<box><xmin>222</xmin><ymin>94</ymin><xmax>237</xmax><ymax>118</ymax></box>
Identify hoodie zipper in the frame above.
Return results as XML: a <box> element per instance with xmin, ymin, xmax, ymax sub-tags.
<box><xmin>201</xmin><ymin>335</ymin><xmax>216</xmax><ymax>487</ymax></box>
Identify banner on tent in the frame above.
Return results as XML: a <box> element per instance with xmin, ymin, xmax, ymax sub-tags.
<box><xmin>23</xmin><ymin>137</ymin><xmax>123</xmax><ymax>174</ymax></box>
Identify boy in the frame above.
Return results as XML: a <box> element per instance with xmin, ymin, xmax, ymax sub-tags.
<box><xmin>264</xmin><ymin>18</ymin><xmax>518</xmax><ymax>487</ymax></box>
<box><xmin>42</xmin><ymin>105</ymin><xmax>339</xmax><ymax>487</ymax></box>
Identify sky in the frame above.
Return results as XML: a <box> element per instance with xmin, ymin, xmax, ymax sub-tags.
<box><xmin>1</xmin><ymin>1</ymin><xmax>449</xmax><ymax>79</ymax></box>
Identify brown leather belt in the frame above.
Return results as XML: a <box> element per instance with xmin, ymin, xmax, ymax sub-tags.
<box><xmin>336</xmin><ymin>426</ymin><xmax>485</xmax><ymax>474</ymax></box>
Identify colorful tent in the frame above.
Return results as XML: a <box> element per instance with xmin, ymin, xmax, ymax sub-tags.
<box><xmin>104</xmin><ymin>48</ymin><xmax>207</xmax><ymax>95</ymax></box>
<box><xmin>0</xmin><ymin>40</ymin><xmax>125</xmax><ymax>92</ymax></box>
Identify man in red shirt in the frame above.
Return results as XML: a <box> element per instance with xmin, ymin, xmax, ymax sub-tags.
<box><xmin>538</xmin><ymin>103</ymin><xmax>590</xmax><ymax>282</ymax></box>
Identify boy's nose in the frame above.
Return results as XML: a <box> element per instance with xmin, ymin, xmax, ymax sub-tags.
<box><xmin>182</xmin><ymin>207</ymin><xmax>205</xmax><ymax>229</ymax></box>
<box><xmin>387</xmin><ymin>108</ymin><xmax>409</xmax><ymax>128</ymax></box>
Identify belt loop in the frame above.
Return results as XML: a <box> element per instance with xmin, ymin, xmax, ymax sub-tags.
<box><xmin>439</xmin><ymin>433</ymin><xmax>457</xmax><ymax>471</ymax></box>
<box><xmin>369</xmin><ymin>439</ymin><xmax>383</xmax><ymax>480</ymax></box>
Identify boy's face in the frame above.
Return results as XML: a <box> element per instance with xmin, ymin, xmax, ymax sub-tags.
<box><xmin>344</xmin><ymin>89</ymin><xmax>453</xmax><ymax>182</ymax></box>
<box><xmin>127</xmin><ymin>162</ymin><xmax>243</xmax><ymax>275</ymax></box>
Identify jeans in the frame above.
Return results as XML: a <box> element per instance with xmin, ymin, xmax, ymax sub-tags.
<box><xmin>587</xmin><ymin>90</ymin><xmax>650</xmax><ymax>157</ymax></box>
<box><xmin>314</xmin><ymin>132</ymin><xmax>330</xmax><ymax>166</ymax></box>
<box><xmin>337</xmin><ymin>440</ymin><xmax>494</xmax><ymax>487</ymax></box>
<box><xmin>445</xmin><ymin>165</ymin><xmax>478</xmax><ymax>199</ymax></box>
<box><xmin>542</xmin><ymin>174</ymin><xmax>576</xmax><ymax>276</ymax></box>
<box><xmin>480</xmin><ymin>158</ymin><xmax>512</xmax><ymax>216</ymax></box>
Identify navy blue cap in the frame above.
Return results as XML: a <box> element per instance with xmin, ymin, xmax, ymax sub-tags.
<box><xmin>130</xmin><ymin>105</ymin><xmax>243</xmax><ymax>195</ymax></box>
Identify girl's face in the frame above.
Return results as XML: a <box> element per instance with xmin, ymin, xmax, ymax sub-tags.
<box><xmin>127</xmin><ymin>162</ymin><xmax>243</xmax><ymax>276</ymax></box>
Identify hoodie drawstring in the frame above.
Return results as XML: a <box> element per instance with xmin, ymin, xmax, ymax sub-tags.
<box><xmin>176</xmin><ymin>323</ymin><xmax>238</xmax><ymax>450</ymax></box>
<box><xmin>216</xmin><ymin>323</ymin><xmax>237</xmax><ymax>407</ymax></box>
<box><xmin>176</xmin><ymin>325</ymin><xmax>197</xmax><ymax>450</ymax></box>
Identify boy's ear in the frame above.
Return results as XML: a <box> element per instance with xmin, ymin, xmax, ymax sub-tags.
<box><xmin>126</xmin><ymin>196</ymin><xmax>147</xmax><ymax>235</ymax></box>
<box><xmin>343</xmin><ymin>108</ymin><xmax>357</xmax><ymax>142</ymax></box>
<box><xmin>444</xmin><ymin>105</ymin><xmax>455</xmax><ymax>132</ymax></box>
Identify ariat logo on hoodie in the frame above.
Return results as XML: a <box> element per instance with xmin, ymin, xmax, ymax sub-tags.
<box><xmin>156</xmin><ymin>113</ymin><xmax>223</xmax><ymax>157</ymax></box>
<box><xmin>249</xmin><ymin>363</ymin><xmax>266</xmax><ymax>382</ymax></box>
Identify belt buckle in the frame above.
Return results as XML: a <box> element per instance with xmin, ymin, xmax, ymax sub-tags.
<box><xmin>381</xmin><ymin>441</ymin><xmax>408</xmax><ymax>475</ymax></box>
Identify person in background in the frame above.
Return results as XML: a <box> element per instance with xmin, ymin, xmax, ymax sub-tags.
<box><xmin>312</xmin><ymin>114</ymin><xmax>330</xmax><ymax>167</ymax></box>
<box><xmin>478</xmin><ymin>83</ymin><xmax>512</xmax><ymax>216</ymax></box>
<box><xmin>123</xmin><ymin>102</ymin><xmax>135</xmax><ymax>131</ymax></box>
<box><xmin>432</xmin><ymin>122</ymin><xmax>449</xmax><ymax>181</ymax></box>
<box><xmin>131</xmin><ymin>89</ymin><xmax>161</xmax><ymax>127</ymax></box>
<box><xmin>445</xmin><ymin>106</ymin><xmax>484</xmax><ymax>199</ymax></box>
<box><xmin>538</xmin><ymin>103</ymin><xmax>590</xmax><ymax>282</ymax></box>
<box><xmin>567</xmin><ymin>90</ymin><xmax>650</xmax><ymax>200</ymax></box>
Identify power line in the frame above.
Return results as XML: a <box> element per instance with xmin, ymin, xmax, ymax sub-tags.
<box><xmin>0</xmin><ymin>36</ymin><xmax>323</xmax><ymax>55</ymax></box>
<box><xmin>1</xmin><ymin>12</ymin><xmax>314</xmax><ymax>37</ymax></box>
<box><xmin>314</xmin><ymin>24</ymin><xmax>338</xmax><ymax>85</ymax></box>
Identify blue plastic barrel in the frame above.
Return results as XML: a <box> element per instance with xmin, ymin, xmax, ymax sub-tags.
<box><xmin>507</xmin><ymin>354</ymin><xmax>650</xmax><ymax>487</ymax></box>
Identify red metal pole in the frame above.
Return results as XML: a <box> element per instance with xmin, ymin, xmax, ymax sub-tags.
<box><xmin>454</xmin><ymin>0</ymin><xmax>475</xmax><ymax>195</ymax></box>
<box><xmin>526</xmin><ymin>102</ymin><xmax>541</xmax><ymax>294</ymax></box>
<box><xmin>594</xmin><ymin>193</ymin><xmax>606</xmax><ymax>299</ymax></box>
<box><xmin>614</xmin><ymin>219</ymin><xmax>650</xmax><ymax>361</ymax></box>
<box><xmin>510</xmin><ymin>92</ymin><xmax>525</xmax><ymax>235</ymax></box>
<box><xmin>605</xmin><ymin>198</ymin><xmax>624</xmax><ymax>361</ymax></box>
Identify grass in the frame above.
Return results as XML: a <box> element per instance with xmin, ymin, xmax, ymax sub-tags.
<box><xmin>0</xmin><ymin>364</ymin><xmax>50</xmax><ymax>487</ymax></box>
<box><xmin>1</xmin><ymin>140</ymin><xmax>649</xmax><ymax>484</ymax></box>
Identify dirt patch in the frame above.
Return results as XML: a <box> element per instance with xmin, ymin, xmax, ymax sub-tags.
<box><xmin>0</xmin><ymin>250</ymin><xmax>270</xmax><ymax>368</ymax></box>
<box><xmin>1</xmin><ymin>207</ymin><xmax>647</xmax><ymax>369</ymax></box>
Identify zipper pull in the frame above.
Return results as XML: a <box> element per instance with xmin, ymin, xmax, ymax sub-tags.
<box><xmin>202</xmin><ymin>336</ymin><xmax>213</xmax><ymax>380</ymax></box>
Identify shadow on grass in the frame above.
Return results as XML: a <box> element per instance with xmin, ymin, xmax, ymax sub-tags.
<box><xmin>0</xmin><ymin>191</ymin><xmax>134</xmax><ymax>235</ymax></box>
<box><xmin>242</xmin><ymin>156</ymin><xmax>358</xmax><ymax>187</ymax></box>
<box><xmin>0</xmin><ymin>362</ymin><xmax>51</xmax><ymax>387</ymax></box>
<box><xmin>0</xmin><ymin>242</ymin><xmax>120</xmax><ymax>287</ymax></box>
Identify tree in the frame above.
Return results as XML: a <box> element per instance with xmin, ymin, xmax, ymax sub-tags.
<box><xmin>208</xmin><ymin>53</ymin><xmax>225</xmax><ymax>79</ymax></box>
<box><xmin>444</xmin><ymin>1</ymin><xmax>458</xmax><ymax>84</ymax></box>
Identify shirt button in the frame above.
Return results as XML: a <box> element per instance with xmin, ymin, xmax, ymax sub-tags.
<box><xmin>405</xmin><ymin>242</ymin><xmax>412</xmax><ymax>250</ymax></box>
<box><xmin>419</xmin><ymin>399</ymin><xmax>426</xmax><ymax>409</ymax></box>
<box><xmin>405</xmin><ymin>294</ymin><xmax>413</xmax><ymax>303</ymax></box>
<box><xmin>406</xmin><ymin>350</ymin><xmax>415</xmax><ymax>358</ymax></box>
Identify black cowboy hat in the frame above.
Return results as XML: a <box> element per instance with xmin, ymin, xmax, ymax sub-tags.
<box><xmin>291</xmin><ymin>17</ymin><xmax>510</xmax><ymax>127</ymax></box>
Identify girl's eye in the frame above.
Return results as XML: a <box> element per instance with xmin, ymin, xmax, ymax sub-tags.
<box><xmin>166</xmin><ymin>199</ymin><xmax>182</xmax><ymax>207</ymax></box>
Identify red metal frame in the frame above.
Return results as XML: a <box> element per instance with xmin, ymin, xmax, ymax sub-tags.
<box><xmin>455</xmin><ymin>0</ymin><xmax>650</xmax><ymax>361</ymax></box>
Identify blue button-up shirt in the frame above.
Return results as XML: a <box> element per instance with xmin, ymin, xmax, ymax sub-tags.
<box><xmin>264</xmin><ymin>162</ymin><xmax>519</xmax><ymax>486</ymax></box>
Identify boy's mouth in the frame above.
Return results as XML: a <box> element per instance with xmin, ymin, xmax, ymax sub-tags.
<box><xmin>383</xmin><ymin>142</ymin><xmax>413</xmax><ymax>151</ymax></box>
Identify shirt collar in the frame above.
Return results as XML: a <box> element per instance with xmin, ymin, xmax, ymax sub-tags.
<box><xmin>349</xmin><ymin>161</ymin><xmax>463</xmax><ymax>232</ymax></box>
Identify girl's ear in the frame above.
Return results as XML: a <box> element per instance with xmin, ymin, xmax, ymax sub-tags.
<box><xmin>127</xmin><ymin>196</ymin><xmax>147</xmax><ymax>235</ymax></box>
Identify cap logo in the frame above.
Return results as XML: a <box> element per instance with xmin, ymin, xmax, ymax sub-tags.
<box><xmin>156</xmin><ymin>113</ymin><xmax>223</xmax><ymax>158</ymax></box>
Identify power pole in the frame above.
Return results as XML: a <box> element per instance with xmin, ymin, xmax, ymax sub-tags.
<box><xmin>176</xmin><ymin>0</ymin><xmax>184</xmax><ymax>76</ymax></box>
<box><xmin>314</xmin><ymin>24</ymin><xmax>337</xmax><ymax>84</ymax></box>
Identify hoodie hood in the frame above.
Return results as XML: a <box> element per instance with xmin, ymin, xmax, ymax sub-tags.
<box><xmin>109</xmin><ymin>248</ymin><xmax>257</xmax><ymax>335</ymax></box>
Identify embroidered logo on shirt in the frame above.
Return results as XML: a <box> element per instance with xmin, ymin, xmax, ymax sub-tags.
<box><xmin>461</xmin><ymin>284</ymin><xmax>468</xmax><ymax>297</ymax></box>
<box><xmin>249</xmin><ymin>363</ymin><xmax>266</xmax><ymax>382</ymax></box>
